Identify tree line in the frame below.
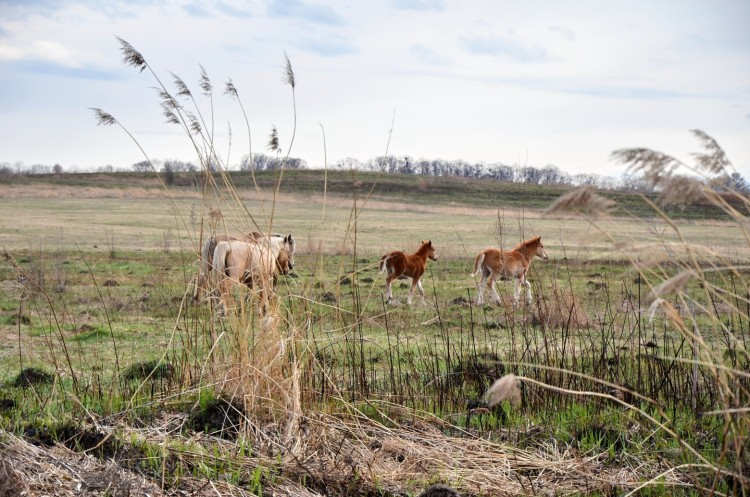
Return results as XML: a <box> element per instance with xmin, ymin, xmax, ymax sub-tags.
<box><xmin>2</xmin><ymin>154</ymin><xmax>747</xmax><ymax>193</ymax></box>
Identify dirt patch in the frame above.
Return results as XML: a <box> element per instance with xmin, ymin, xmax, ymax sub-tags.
<box><xmin>186</xmin><ymin>397</ymin><xmax>246</xmax><ymax>440</ymax></box>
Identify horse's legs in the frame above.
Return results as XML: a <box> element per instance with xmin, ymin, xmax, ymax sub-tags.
<box><xmin>407</xmin><ymin>278</ymin><xmax>417</xmax><ymax>305</ymax></box>
<box><xmin>524</xmin><ymin>278</ymin><xmax>532</xmax><ymax>304</ymax></box>
<box><xmin>476</xmin><ymin>272</ymin><xmax>487</xmax><ymax>304</ymax></box>
<box><xmin>385</xmin><ymin>274</ymin><xmax>395</xmax><ymax>303</ymax></box>
<box><xmin>417</xmin><ymin>279</ymin><xmax>426</xmax><ymax>305</ymax></box>
<box><xmin>512</xmin><ymin>277</ymin><xmax>521</xmax><ymax>306</ymax></box>
<box><xmin>217</xmin><ymin>279</ymin><xmax>231</xmax><ymax>317</ymax></box>
<box><xmin>407</xmin><ymin>277</ymin><xmax>425</xmax><ymax>306</ymax></box>
<box><xmin>489</xmin><ymin>275</ymin><xmax>502</xmax><ymax>304</ymax></box>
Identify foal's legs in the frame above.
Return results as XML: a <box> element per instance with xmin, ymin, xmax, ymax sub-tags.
<box><xmin>385</xmin><ymin>268</ymin><xmax>397</xmax><ymax>303</ymax></box>
<box><xmin>408</xmin><ymin>277</ymin><xmax>425</xmax><ymax>305</ymax></box>
<box><xmin>476</xmin><ymin>273</ymin><xmax>486</xmax><ymax>304</ymax></box>
<box><xmin>512</xmin><ymin>274</ymin><xmax>533</xmax><ymax>306</ymax></box>
<box><xmin>512</xmin><ymin>277</ymin><xmax>521</xmax><ymax>306</ymax></box>
<box><xmin>523</xmin><ymin>278</ymin><xmax>533</xmax><ymax>304</ymax></box>
<box><xmin>488</xmin><ymin>275</ymin><xmax>502</xmax><ymax>304</ymax></box>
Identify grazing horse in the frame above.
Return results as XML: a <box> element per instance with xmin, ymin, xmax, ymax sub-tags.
<box><xmin>194</xmin><ymin>231</ymin><xmax>295</xmax><ymax>302</ymax></box>
<box><xmin>379</xmin><ymin>240</ymin><xmax>438</xmax><ymax>305</ymax></box>
<box><xmin>210</xmin><ymin>236</ymin><xmax>288</xmax><ymax>316</ymax></box>
<box><xmin>472</xmin><ymin>236</ymin><xmax>549</xmax><ymax>306</ymax></box>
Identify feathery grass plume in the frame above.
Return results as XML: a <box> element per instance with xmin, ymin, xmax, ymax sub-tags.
<box><xmin>186</xmin><ymin>111</ymin><xmax>201</xmax><ymax>134</ymax></box>
<box><xmin>155</xmin><ymin>88</ymin><xmax>179</xmax><ymax>110</ymax></box>
<box><xmin>610</xmin><ymin>147</ymin><xmax>682</xmax><ymax>188</ymax></box>
<box><xmin>199</xmin><ymin>64</ymin><xmax>212</xmax><ymax>96</ymax></box>
<box><xmin>659</xmin><ymin>175</ymin><xmax>706</xmax><ymax>207</ymax></box>
<box><xmin>160</xmin><ymin>102</ymin><xmax>180</xmax><ymax>125</ymax></box>
<box><xmin>117</xmin><ymin>36</ymin><xmax>147</xmax><ymax>72</ymax></box>
<box><xmin>267</xmin><ymin>125</ymin><xmax>280</xmax><ymax>152</ymax></box>
<box><xmin>224</xmin><ymin>78</ymin><xmax>238</xmax><ymax>99</ymax></box>
<box><xmin>171</xmin><ymin>72</ymin><xmax>192</xmax><ymax>99</ymax></box>
<box><xmin>544</xmin><ymin>185</ymin><xmax>615</xmax><ymax>216</ymax></box>
<box><xmin>646</xmin><ymin>269</ymin><xmax>697</xmax><ymax>323</ymax></box>
<box><xmin>649</xmin><ymin>269</ymin><xmax>696</xmax><ymax>300</ymax></box>
<box><xmin>283</xmin><ymin>51</ymin><xmax>295</xmax><ymax>89</ymax></box>
<box><xmin>691</xmin><ymin>129</ymin><xmax>732</xmax><ymax>175</ymax></box>
<box><xmin>485</xmin><ymin>374</ymin><xmax>521</xmax><ymax>407</ymax></box>
<box><xmin>91</xmin><ymin>108</ymin><xmax>117</xmax><ymax>127</ymax></box>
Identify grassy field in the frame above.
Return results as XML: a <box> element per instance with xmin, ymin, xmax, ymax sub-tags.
<box><xmin>0</xmin><ymin>170</ymin><xmax>748</xmax><ymax>496</ymax></box>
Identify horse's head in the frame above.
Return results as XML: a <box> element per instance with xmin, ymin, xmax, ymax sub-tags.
<box><xmin>278</xmin><ymin>234</ymin><xmax>296</xmax><ymax>272</ymax></box>
<box><xmin>422</xmin><ymin>240</ymin><xmax>438</xmax><ymax>262</ymax></box>
<box><xmin>532</xmin><ymin>236</ymin><xmax>549</xmax><ymax>260</ymax></box>
<box><xmin>276</xmin><ymin>249</ymin><xmax>292</xmax><ymax>274</ymax></box>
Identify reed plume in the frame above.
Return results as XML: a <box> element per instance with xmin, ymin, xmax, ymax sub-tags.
<box><xmin>543</xmin><ymin>185</ymin><xmax>614</xmax><ymax>216</ymax></box>
<box><xmin>485</xmin><ymin>374</ymin><xmax>521</xmax><ymax>407</ymax></box>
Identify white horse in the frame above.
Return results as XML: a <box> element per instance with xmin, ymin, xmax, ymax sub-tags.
<box><xmin>210</xmin><ymin>236</ymin><xmax>290</xmax><ymax>316</ymax></box>
<box><xmin>194</xmin><ymin>232</ymin><xmax>295</xmax><ymax>302</ymax></box>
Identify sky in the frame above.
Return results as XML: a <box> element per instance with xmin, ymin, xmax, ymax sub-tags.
<box><xmin>1</xmin><ymin>0</ymin><xmax>749</xmax><ymax>178</ymax></box>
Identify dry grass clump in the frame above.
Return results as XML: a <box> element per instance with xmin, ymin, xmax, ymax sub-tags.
<box><xmin>3</xmin><ymin>408</ymin><xmax>688</xmax><ymax>496</ymax></box>
<box><xmin>658</xmin><ymin>175</ymin><xmax>707</xmax><ymax>207</ymax></box>
<box><xmin>0</xmin><ymin>429</ymin><xmax>160</xmax><ymax>497</ymax></box>
<box><xmin>544</xmin><ymin>185</ymin><xmax>615</xmax><ymax>216</ymax></box>
<box><xmin>119</xmin><ymin>409</ymin><xmax>691</xmax><ymax>496</ymax></box>
<box><xmin>537</xmin><ymin>285</ymin><xmax>591</xmax><ymax>329</ymax></box>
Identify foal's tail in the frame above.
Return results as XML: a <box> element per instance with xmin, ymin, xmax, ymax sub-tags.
<box><xmin>379</xmin><ymin>255</ymin><xmax>388</xmax><ymax>274</ymax></box>
<box><xmin>471</xmin><ymin>252</ymin><xmax>485</xmax><ymax>277</ymax></box>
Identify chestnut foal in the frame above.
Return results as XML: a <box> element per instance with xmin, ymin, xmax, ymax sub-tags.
<box><xmin>379</xmin><ymin>240</ymin><xmax>438</xmax><ymax>305</ymax></box>
<box><xmin>472</xmin><ymin>236</ymin><xmax>548</xmax><ymax>306</ymax></box>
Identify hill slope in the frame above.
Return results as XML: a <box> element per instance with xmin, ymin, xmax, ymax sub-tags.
<box><xmin>0</xmin><ymin>169</ymin><xmax>733</xmax><ymax>220</ymax></box>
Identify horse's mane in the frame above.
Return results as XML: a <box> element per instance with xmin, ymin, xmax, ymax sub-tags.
<box><xmin>513</xmin><ymin>236</ymin><xmax>541</xmax><ymax>251</ymax></box>
<box><xmin>416</xmin><ymin>240</ymin><xmax>432</xmax><ymax>253</ymax></box>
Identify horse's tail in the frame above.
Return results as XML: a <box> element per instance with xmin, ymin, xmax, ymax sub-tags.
<box><xmin>193</xmin><ymin>235</ymin><xmax>215</xmax><ymax>300</ymax></box>
<box><xmin>211</xmin><ymin>241</ymin><xmax>231</xmax><ymax>286</ymax></box>
<box><xmin>379</xmin><ymin>255</ymin><xmax>388</xmax><ymax>274</ymax></box>
<box><xmin>471</xmin><ymin>252</ymin><xmax>485</xmax><ymax>277</ymax></box>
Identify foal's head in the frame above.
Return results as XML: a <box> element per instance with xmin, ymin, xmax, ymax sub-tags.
<box><xmin>420</xmin><ymin>240</ymin><xmax>439</xmax><ymax>262</ymax></box>
<box><xmin>530</xmin><ymin>236</ymin><xmax>549</xmax><ymax>260</ymax></box>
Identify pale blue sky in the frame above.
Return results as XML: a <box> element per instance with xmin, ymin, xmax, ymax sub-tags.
<box><xmin>1</xmin><ymin>0</ymin><xmax>748</xmax><ymax>176</ymax></box>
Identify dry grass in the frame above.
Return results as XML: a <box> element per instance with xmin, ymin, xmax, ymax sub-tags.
<box><xmin>0</xmin><ymin>407</ymin><xmax>694</xmax><ymax>497</ymax></box>
<box><xmin>2</xmin><ymin>187</ymin><xmax>748</xmax><ymax>263</ymax></box>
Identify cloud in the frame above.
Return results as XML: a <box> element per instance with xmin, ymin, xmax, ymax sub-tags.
<box><xmin>393</xmin><ymin>0</ymin><xmax>444</xmax><ymax>11</ymax></box>
<box><xmin>410</xmin><ymin>44</ymin><xmax>448</xmax><ymax>66</ymax></box>
<box><xmin>462</xmin><ymin>33</ymin><xmax>548</xmax><ymax>62</ymax></box>
<box><xmin>0</xmin><ymin>0</ymin><xmax>161</xmax><ymax>20</ymax></box>
<box><xmin>478</xmin><ymin>72</ymin><xmax>693</xmax><ymax>100</ymax></box>
<box><xmin>300</xmin><ymin>36</ymin><xmax>357</xmax><ymax>57</ymax></box>
<box><xmin>216</xmin><ymin>1</ymin><xmax>253</xmax><ymax>18</ymax></box>
<box><xmin>4</xmin><ymin>59</ymin><xmax>118</xmax><ymax>80</ymax></box>
<box><xmin>0</xmin><ymin>39</ymin><xmax>80</xmax><ymax>67</ymax></box>
<box><xmin>182</xmin><ymin>2</ymin><xmax>212</xmax><ymax>18</ymax></box>
<box><xmin>267</xmin><ymin>0</ymin><xmax>343</xmax><ymax>25</ymax></box>
<box><xmin>549</xmin><ymin>24</ymin><xmax>575</xmax><ymax>41</ymax></box>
